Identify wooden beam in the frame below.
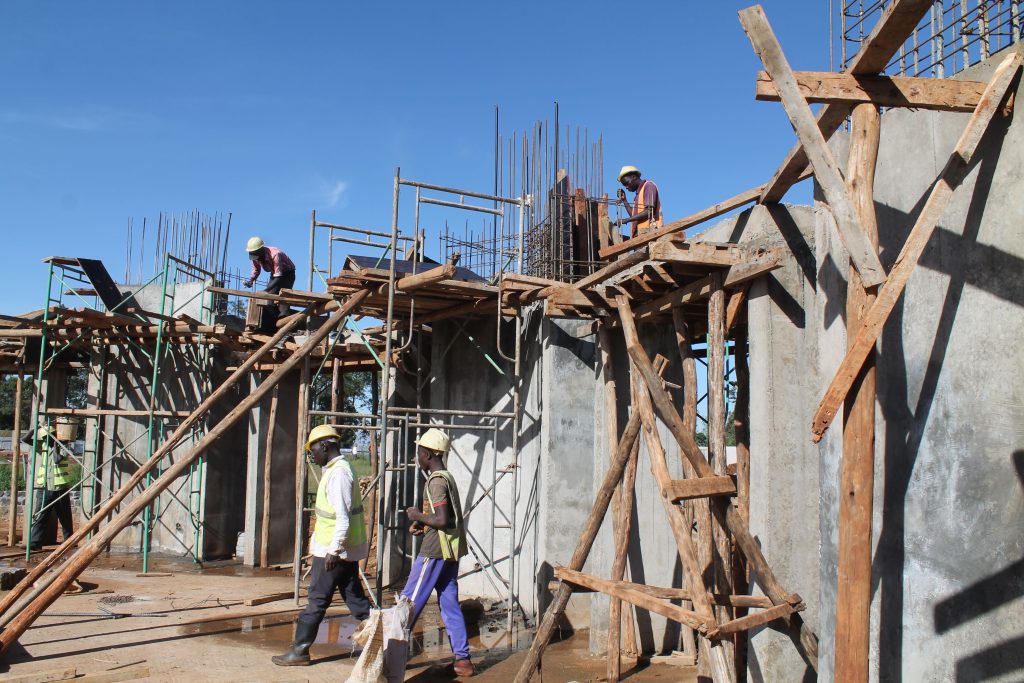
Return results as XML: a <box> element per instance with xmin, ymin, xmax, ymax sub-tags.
<box><xmin>756</xmin><ymin>71</ymin><xmax>987</xmax><ymax>112</ymax></box>
<box><xmin>834</xmin><ymin>102</ymin><xmax>881</xmax><ymax>683</ymax></box>
<box><xmin>394</xmin><ymin>264</ymin><xmax>457</xmax><ymax>292</ymax></box>
<box><xmin>723</xmin><ymin>248</ymin><xmax>782</xmax><ymax>288</ymax></box>
<box><xmin>574</xmin><ymin>248</ymin><xmax>649</xmax><ymax>289</ymax></box>
<box><xmin>725</xmin><ymin>284</ymin><xmax>750</xmax><ymax>331</ymax></box>
<box><xmin>555</xmin><ymin>568</ymin><xmax>713</xmax><ymax>634</ymax></box>
<box><xmin>244</xmin><ymin>591</ymin><xmax>293</xmax><ymax>607</ymax></box>
<box><xmin>759</xmin><ymin>0</ymin><xmax>936</xmax><ymax>202</ymax></box>
<box><xmin>648</xmin><ymin>241</ymin><xmax>745</xmax><ymax>266</ymax></box>
<box><xmin>716</xmin><ymin>603</ymin><xmax>796</xmax><ymax>637</ymax></box>
<box><xmin>551</xmin><ymin>575</ymin><xmax>778</xmax><ymax>609</ymax></box>
<box><xmin>811</xmin><ymin>47</ymin><xmax>1023</xmax><ymax>441</ymax></box>
<box><xmin>259</xmin><ymin>384</ymin><xmax>279</xmax><ymax>568</ymax></box>
<box><xmin>739</xmin><ymin>5</ymin><xmax>886</xmax><ymax>288</ymax></box>
<box><xmin>667</xmin><ymin>476</ymin><xmax>737</xmax><ymax>502</ymax></box>
<box><xmin>0</xmin><ymin>293</ymin><xmax>369</xmax><ymax>647</ymax></box>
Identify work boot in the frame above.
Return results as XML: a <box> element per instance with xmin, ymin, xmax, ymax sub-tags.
<box><xmin>453</xmin><ymin>658</ymin><xmax>475</xmax><ymax>677</ymax></box>
<box><xmin>272</xmin><ymin>618</ymin><xmax>319</xmax><ymax>666</ymax></box>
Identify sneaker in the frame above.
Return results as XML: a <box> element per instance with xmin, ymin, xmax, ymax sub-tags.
<box><xmin>453</xmin><ymin>658</ymin><xmax>475</xmax><ymax>677</ymax></box>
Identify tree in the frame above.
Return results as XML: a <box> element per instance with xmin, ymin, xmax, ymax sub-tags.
<box><xmin>309</xmin><ymin>370</ymin><xmax>374</xmax><ymax>449</ymax></box>
<box><xmin>0</xmin><ymin>375</ymin><xmax>34</xmax><ymax>431</ymax></box>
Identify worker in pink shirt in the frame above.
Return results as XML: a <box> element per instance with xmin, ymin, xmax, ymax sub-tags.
<box><xmin>243</xmin><ymin>236</ymin><xmax>296</xmax><ymax>317</ymax></box>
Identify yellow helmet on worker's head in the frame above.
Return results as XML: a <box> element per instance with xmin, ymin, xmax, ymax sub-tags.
<box><xmin>35</xmin><ymin>425</ymin><xmax>56</xmax><ymax>440</ymax></box>
<box><xmin>617</xmin><ymin>165</ymin><xmax>641</xmax><ymax>182</ymax></box>
<box><xmin>415</xmin><ymin>428</ymin><xmax>450</xmax><ymax>455</ymax></box>
<box><xmin>304</xmin><ymin>424</ymin><xmax>342</xmax><ymax>451</ymax></box>
<box><xmin>246</xmin><ymin>236</ymin><xmax>265</xmax><ymax>254</ymax></box>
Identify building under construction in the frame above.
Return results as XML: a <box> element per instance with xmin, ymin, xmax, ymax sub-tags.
<box><xmin>0</xmin><ymin>2</ymin><xmax>1022</xmax><ymax>681</ymax></box>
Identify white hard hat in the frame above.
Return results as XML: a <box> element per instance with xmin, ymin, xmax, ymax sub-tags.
<box><xmin>416</xmin><ymin>428</ymin><xmax>450</xmax><ymax>454</ymax></box>
<box><xmin>246</xmin><ymin>236</ymin><xmax>265</xmax><ymax>253</ymax></box>
<box><xmin>617</xmin><ymin>165</ymin><xmax>641</xmax><ymax>181</ymax></box>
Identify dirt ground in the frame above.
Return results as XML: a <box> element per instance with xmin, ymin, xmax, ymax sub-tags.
<box><xmin>0</xmin><ymin>553</ymin><xmax>696</xmax><ymax>682</ymax></box>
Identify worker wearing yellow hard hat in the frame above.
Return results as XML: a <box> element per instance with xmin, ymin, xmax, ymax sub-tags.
<box><xmin>25</xmin><ymin>423</ymin><xmax>74</xmax><ymax>551</ymax></box>
<box><xmin>273</xmin><ymin>424</ymin><xmax>370</xmax><ymax>667</ymax></box>
<box><xmin>243</xmin><ymin>236</ymin><xmax>297</xmax><ymax>318</ymax></box>
<box><xmin>613</xmin><ymin>165</ymin><xmax>664</xmax><ymax>239</ymax></box>
<box><xmin>400</xmin><ymin>427</ymin><xmax>474</xmax><ymax>676</ymax></box>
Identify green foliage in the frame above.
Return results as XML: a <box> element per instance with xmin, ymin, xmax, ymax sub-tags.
<box><xmin>0</xmin><ymin>376</ymin><xmax>34</xmax><ymax>431</ymax></box>
<box><xmin>308</xmin><ymin>371</ymin><xmax>375</xmax><ymax>449</ymax></box>
<box><xmin>696</xmin><ymin>431</ymin><xmax>709</xmax><ymax>447</ymax></box>
<box><xmin>0</xmin><ymin>463</ymin><xmax>26</xmax><ymax>492</ymax></box>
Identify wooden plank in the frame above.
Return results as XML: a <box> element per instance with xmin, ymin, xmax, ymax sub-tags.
<box><xmin>723</xmin><ymin>248</ymin><xmax>782</xmax><ymax>288</ymax></box>
<box><xmin>716</xmin><ymin>603</ymin><xmax>796</xmax><ymax>637</ymax></box>
<box><xmin>756</xmin><ymin>71</ymin><xmax>986</xmax><ymax>112</ymax></box>
<box><xmin>666</xmin><ymin>476</ymin><xmax>737</xmax><ymax>502</ymax></box>
<box><xmin>8</xmin><ymin>373</ymin><xmax>22</xmax><ymax>545</ymax></box>
<box><xmin>725</xmin><ymin>284</ymin><xmax>750</xmax><ymax>332</ymax></box>
<box><xmin>760</xmin><ymin>0</ymin><xmax>936</xmax><ymax>202</ymax></box>
<box><xmin>555</xmin><ymin>568</ymin><xmax>713</xmax><ymax>634</ymax></box>
<box><xmin>0</xmin><ymin>294</ymin><xmax>368</xmax><ymax>651</ymax></box>
<box><xmin>259</xmin><ymin>384</ymin><xmax>279</xmax><ymax>568</ymax></box>
<box><xmin>512</xmin><ymin>394</ymin><xmax>645</xmax><ymax>682</ymax></box>
<box><xmin>1</xmin><ymin>667</ymin><xmax>77</xmax><ymax>683</ymax></box>
<box><xmin>551</xmin><ymin>577</ymin><xmax>777</xmax><ymax>609</ymax></box>
<box><xmin>648</xmin><ymin>241</ymin><xmax>744</xmax><ymax>266</ymax></box>
<box><xmin>617</xmin><ymin>275</ymin><xmax>715</xmax><ymax>324</ymax></box>
<box><xmin>834</xmin><ymin>102</ymin><xmax>881</xmax><ymax>683</ymax></box>
<box><xmin>574</xmin><ymin>247</ymin><xmax>649</xmax><ymax>289</ymax></box>
<box><xmin>244</xmin><ymin>591</ymin><xmax>293</xmax><ymax>607</ymax></box>
<box><xmin>811</xmin><ymin>47</ymin><xmax>1023</xmax><ymax>441</ymax></box>
<box><xmin>739</xmin><ymin>5</ymin><xmax>886</xmax><ymax>288</ymax></box>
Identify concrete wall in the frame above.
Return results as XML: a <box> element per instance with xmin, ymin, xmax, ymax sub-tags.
<box><xmin>813</xmin><ymin>54</ymin><xmax>1024</xmax><ymax>683</ymax></box>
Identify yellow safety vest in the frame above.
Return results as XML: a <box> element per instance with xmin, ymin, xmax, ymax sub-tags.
<box><xmin>425</xmin><ymin>470</ymin><xmax>467</xmax><ymax>560</ymax></box>
<box><xmin>35</xmin><ymin>440</ymin><xmax>71</xmax><ymax>489</ymax></box>
<box><xmin>313</xmin><ymin>457</ymin><xmax>367</xmax><ymax>550</ymax></box>
<box><xmin>634</xmin><ymin>179</ymin><xmax>663</xmax><ymax>233</ymax></box>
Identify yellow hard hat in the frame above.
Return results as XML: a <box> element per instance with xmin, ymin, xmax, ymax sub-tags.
<box><xmin>304</xmin><ymin>424</ymin><xmax>342</xmax><ymax>451</ymax></box>
<box><xmin>415</xmin><ymin>428</ymin><xmax>450</xmax><ymax>454</ymax></box>
<box><xmin>617</xmin><ymin>165</ymin><xmax>641</xmax><ymax>182</ymax></box>
<box><xmin>246</xmin><ymin>236</ymin><xmax>265</xmax><ymax>253</ymax></box>
<box><xmin>35</xmin><ymin>425</ymin><xmax>56</xmax><ymax>440</ymax></box>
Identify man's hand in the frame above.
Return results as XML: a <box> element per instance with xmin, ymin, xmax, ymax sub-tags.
<box><xmin>616</xmin><ymin>188</ymin><xmax>627</xmax><ymax>203</ymax></box>
<box><xmin>405</xmin><ymin>506</ymin><xmax>422</xmax><ymax>523</ymax></box>
<box><xmin>409</xmin><ymin>522</ymin><xmax>425</xmax><ymax>536</ymax></box>
<box><xmin>243</xmin><ymin>279</ymin><xmax>254</xmax><ymax>288</ymax></box>
<box><xmin>325</xmin><ymin>552</ymin><xmax>340</xmax><ymax>571</ymax></box>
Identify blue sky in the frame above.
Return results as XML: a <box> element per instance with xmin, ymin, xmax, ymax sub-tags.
<box><xmin>0</xmin><ymin>1</ymin><xmax>829</xmax><ymax>314</ymax></box>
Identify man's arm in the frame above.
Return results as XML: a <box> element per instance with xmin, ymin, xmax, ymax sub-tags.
<box><xmin>406</xmin><ymin>477</ymin><xmax>450</xmax><ymax>529</ymax></box>
<box><xmin>245</xmin><ymin>259</ymin><xmax>260</xmax><ymax>287</ymax></box>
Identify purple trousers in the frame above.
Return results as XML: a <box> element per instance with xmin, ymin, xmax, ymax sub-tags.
<box><xmin>401</xmin><ymin>556</ymin><xmax>470</xmax><ymax>660</ymax></box>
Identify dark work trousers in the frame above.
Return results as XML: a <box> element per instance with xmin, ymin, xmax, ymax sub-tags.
<box><xmin>297</xmin><ymin>555</ymin><xmax>371</xmax><ymax>627</ymax></box>
<box><xmin>31</xmin><ymin>487</ymin><xmax>74</xmax><ymax>547</ymax></box>
<box><xmin>265</xmin><ymin>270</ymin><xmax>296</xmax><ymax>317</ymax></box>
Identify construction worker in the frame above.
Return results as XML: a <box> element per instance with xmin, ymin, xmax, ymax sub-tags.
<box><xmin>613</xmin><ymin>165</ymin><xmax>664</xmax><ymax>239</ymax></box>
<box><xmin>243</xmin><ymin>236</ymin><xmax>296</xmax><ymax>317</ymax></box>
<box><xmin>403</xmin><ymin>428</ymin><xmax>474</xmax><ymax>677</ymax></box>
<box><xmin>25</xmin><ymin>425</ymin><xmax>74</xmax><ymax>551</ymax></box>
<box><xmin>273</xmin><ymin>424</ymin><xmax>371</xmax><ymax>667</ymax></box>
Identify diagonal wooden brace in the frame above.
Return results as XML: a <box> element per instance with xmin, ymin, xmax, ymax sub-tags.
<box><xmin>811</xmin><ymin>47</ymin><xmax>1023</xmax><ymax>442</ymax></box>
<box><xmin>739</xmin><ymin>4</ymin><xmax>886</xmax><ymax>288</ymax></box>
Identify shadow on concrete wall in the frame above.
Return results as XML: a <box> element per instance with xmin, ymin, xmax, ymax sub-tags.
<box><xmin>873</xmin><ymin>106</ymin><xmax>1010</xmax><ymax>681</ymax></box>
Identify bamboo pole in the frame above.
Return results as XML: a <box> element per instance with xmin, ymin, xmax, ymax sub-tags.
<box><xmin>259</xmin><ymin>384</ymin><xmax>279</xmax><ymax>568</ymax></box>
<box><xmin>834</xmin><ymin>102</ymin><xmax>881</xmax><ymax>683</ymax></box>
<box><xmin>0</xmin><ymin>291</ymin><xmax>367</xmax><ymax>650</ymax></box>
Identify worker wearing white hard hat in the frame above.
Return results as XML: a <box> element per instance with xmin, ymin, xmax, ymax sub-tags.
<box><xmin>243</xmin><ymin>236</ymin><xmax>297</xmax><ymax>318</ymax></box>
<box><xmin>401</xmin><ymin>428</ymin><xmax>474</xmax><ymax>676</ymax></box>
<box><xmin>612</xmin><ymin>165</ymin><xmax>664</xmax><ymax>239</ymax></box>
<box><xmin>273</xmin><ymin>424</ymin><xmax>370</xmax><ymax>667</ymax></box>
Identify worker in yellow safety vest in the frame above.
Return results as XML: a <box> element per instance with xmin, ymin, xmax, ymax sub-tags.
<box><xmin>613</xmin><ymin>165</ymin><xmax>664</xmax><ymax>239</ymax></box>
<box><xmin>273</xmin><ymin>424</ymin><xmax>370</xmax><ymax>667</ymax></box>
<box><xmin>25</xmin><ymin>425</ymin><xmax>75</xmax><ymax>551</ymax></box>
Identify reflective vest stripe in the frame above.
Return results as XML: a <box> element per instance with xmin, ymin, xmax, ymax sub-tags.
<box><xmin>35</xmin><ymin>443</ymin><xmax>71</xmax><ymax>489</ymax></box>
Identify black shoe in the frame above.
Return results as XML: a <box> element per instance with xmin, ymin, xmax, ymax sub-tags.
<box><xmin>272</xmin><ymin>618</ymin><xmax>318</xmax><ymax>666</ymax></box>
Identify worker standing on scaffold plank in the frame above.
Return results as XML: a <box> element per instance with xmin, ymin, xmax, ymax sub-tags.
<box><xmin>611</xmin><ymin>164</ymin><xmax>664</xmax><ymax>239</ymax></box>
<box><xmin>272</xmin><ymin>425</ymin><xmax>371</xmax><ymax>667</ymax></box>
<box><xmin>243</xmin><ymin>236</ymin><xmax>296</xmax><ymax>318</ymax></box>
<box><xmin>403</xmin><ymin>428</ymin><xmax>474</xmax><ymax>678</ymax></box>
